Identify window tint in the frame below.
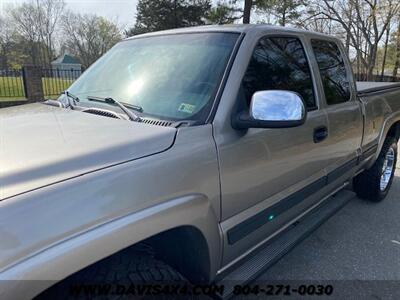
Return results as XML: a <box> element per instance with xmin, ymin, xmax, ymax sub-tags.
<box><xmin>242</xmin><ymin>37</ymin><xmax>316</xmax><ymax>110</ymax></box>
<box><xmin>311</xmin><ymin>40</ymin><xmax>350</xmax><ymax>105</ymax></box>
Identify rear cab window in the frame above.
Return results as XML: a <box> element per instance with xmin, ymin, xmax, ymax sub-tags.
<box><xmin>241</xmin><ymin>36</ymin><xmax>317</xmax><ymax>111</ymax></box>
<box><xmin>311</xmin><ymin>39</ymin><xmax>351</xmax><ymax>105</ymax></box>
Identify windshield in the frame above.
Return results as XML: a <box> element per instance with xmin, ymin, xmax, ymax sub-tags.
<box><xmin>68</xmin><ymin>32</ymin><xmax>239</xmax><ymax>121</ymax></box>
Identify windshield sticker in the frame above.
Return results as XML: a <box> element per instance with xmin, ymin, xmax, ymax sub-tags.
<box><xmin>178</xmin><ymin>103</ymin><xmax>196</xmax><ymax>114</ymax></box>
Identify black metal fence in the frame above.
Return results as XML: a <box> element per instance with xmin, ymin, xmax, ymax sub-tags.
<box><xmin>0</xmin><ymin>67</ymin><xmax>82</xmax><ymax>100</ymax></box>
<box><xmin>0</xmin><ymin>68</ymin><xmax>25</xmax><ymax>98</ymax></box>
<box><xmin>41</xmin><ymin>68</ymin><xmax>82</xmax><ymax>97</ymax></box>
<box><xmin>1</xmin><ymin>66</ymin><xmax>400</xmax><ymax>101</ymax></box>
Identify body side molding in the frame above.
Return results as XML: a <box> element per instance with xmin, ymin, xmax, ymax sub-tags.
<box><xmin>227</xmin><ymin>157</ymin><xmax>358</xmax><ymax>245</ymax></box>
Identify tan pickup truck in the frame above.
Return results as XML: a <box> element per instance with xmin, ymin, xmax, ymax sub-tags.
<box><xmin>1</xmin><ymin>25</ymin><xmax>400</xmax><ymax>299</ymax></box>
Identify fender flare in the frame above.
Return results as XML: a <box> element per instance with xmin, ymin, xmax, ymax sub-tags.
<box><xmin>374</xmin><ymin>111</ymin><xmax>400</xmax><ymax>162</ymax></box>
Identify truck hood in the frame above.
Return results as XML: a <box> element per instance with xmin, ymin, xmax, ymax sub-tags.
<box><xmin>0</xmin><ymin>104</ymin><xmax>176</xmax><ymax>200</ymax></box>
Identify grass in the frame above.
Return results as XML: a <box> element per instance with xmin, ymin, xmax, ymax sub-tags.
<box><xmin>0</xmin><ymin>97</ymin><xmax>26</xmax><ymax>101</ymax></box>
<box><xmin>42</xmin><ymin>77</ymin><xmax>75</xmax><ymax>99</ymax></box>
<box><xmin>0</xmin><ymin>76</ymin><xmax>75</xmax><ymax>101</ymax></box>
<box><xmin>0</xmin><ymin>76</ymin><xmax>25</xmax><ymax>100</ymax></box>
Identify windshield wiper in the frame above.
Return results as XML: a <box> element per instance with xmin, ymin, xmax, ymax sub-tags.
<box><xmin>60</xmin><ymin>90</ymin><xmax>80</xmax><ymax>107</ymax></box>
<box><xmin>87</xmin><ymin>96</ymin><xmax>142</xmax><ymax>122</ymax></box>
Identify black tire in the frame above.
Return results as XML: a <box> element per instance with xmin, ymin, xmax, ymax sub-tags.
<box><xmin>36</xmin><ymin>245</ymin><xmax>193</xmax><ymax>300</ymax></box>
<box><xmin>353</xmin><ymin>136</ymin><xmax>398</xmax><ymax>202</ymax></box>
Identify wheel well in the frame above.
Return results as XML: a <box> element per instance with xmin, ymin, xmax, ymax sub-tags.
<box><xmin>387</xmin><ymin>121</ymin><xmax>400</xmax><ymax>141</ymax></box>
<box><xmin>55</xmin><ymin>226</ymin><xmax>211</xmax><ymax>285</ymax></box>
<box><xmin>145</xmin><ymin>225</ymin><xmax>211</xmax><ymax>282</ymax></box>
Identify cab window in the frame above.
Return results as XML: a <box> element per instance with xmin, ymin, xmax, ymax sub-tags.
<box><xmin>311</xmin><ymin>40</ymin><xmax>351</xmax><ymax>105</ymax></box>
<box><xmin>242</xmin><ymin>36</ymin><xmax>316</xmax><ymax>110</ymax></box>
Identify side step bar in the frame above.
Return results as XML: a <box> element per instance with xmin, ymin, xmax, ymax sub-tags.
<box><xmin>217</xmin><ymin>189</ymin><xmax>354</xmax><ymax>299</ymax></box>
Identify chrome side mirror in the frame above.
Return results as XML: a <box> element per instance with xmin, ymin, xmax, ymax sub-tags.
<box><xmin>233</xmin><ymin>90</ymin><xmax>307</xmax><ymax>129</ymax></box>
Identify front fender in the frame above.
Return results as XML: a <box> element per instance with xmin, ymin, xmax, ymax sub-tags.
<box><xmin>0</xmin><ymin>125</ymin><xmax>221</xmax><ymax>300</ymax></box>
<box><xmin>0</xmin><ymin>193</ymin><xmax>220</xmax><ymax>300</ymax></box>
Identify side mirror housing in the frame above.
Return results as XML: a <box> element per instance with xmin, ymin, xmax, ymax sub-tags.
<box><xmin>232</xmin><ymin>90</ymin><xmax>307</xmax><ymax>129</ymax></box>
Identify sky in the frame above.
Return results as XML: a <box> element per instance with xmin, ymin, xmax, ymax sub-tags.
<box><xmin>0</xmin><ymin>0</ymin><xmax>139</xmax><ymax>29</ymax></box>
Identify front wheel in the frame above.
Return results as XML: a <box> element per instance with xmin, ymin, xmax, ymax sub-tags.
<box><xmin>36</xmin><ymin>246</ymin><xmax>192</xmax><ymax>300</ymax></box>
<box><xmin>353</xmin><ymin>137</ymin><xmax>398</xmax><ymax>202</ymax></box>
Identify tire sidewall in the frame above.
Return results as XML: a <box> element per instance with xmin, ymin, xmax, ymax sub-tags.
<box><xmin>377</xmin><ymin>139</ymin><xmax>397</xmax><ymax>200</ymax></box>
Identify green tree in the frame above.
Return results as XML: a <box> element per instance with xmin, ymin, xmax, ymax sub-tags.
<box><xmin>256</xmin><ymin>0</ymin><xmax>303</xmax><ymax>26</ymax></box>
<box><xmin>61</xmin><ymin>12</ymin><xmax>122</xmax><ymax>68</ymax></box>
<box><xmin>9</xmin><ymin>0</ymin><xmax>65</xmax><ymax>66</ymax></box>
<box><xmin>242</xmin><ymin>0</ymin><xmax>304</xmax><ymax>25</ymax></box>
<box><xmin>127</xmin><ymin>0</ymin><xmax>211</xmax><ymax>36</ymax></box>
<box><xmin>393</xmin><ymin>19</ymin><xmax>400</xmax><ymax>77</ymax></box>
<box><xmin>0</xmin><ymin>16</ymin><xmax>15</xmax><ymax>68</ymax></box>
<box><xmin>207</xmin><ymin>1</ymin><xmax>242</xmax><ymax>24</ymax></box>
<box><xmin>0</xmin><ymin>14</ymin><xmax>45</xmax><ymax>68</ymax></box>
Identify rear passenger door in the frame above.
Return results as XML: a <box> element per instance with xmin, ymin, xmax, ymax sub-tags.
<box><xmin>310</xmin><ymin>39</ymin><xmax>363</xmax><ymax>185</ymax></box>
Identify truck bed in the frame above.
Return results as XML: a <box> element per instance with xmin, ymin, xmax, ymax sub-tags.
<box><xmin>357</xmin><ymin>81</ymin><xmax>400</xmax><ymax>96</ymax></box>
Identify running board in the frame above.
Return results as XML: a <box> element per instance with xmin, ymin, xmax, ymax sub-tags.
<box><xmin>217</xmin><ymin>189</ymin><xmax>354</xmax><ymax>299</ymax></box>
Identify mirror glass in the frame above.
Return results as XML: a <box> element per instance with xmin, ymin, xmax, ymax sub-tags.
<box><xmin>250</xmin><ymin>90</ymin><xmax>306</xmax><ymax>122</ymax></box>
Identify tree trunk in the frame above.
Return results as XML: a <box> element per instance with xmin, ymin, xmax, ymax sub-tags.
<box><xmin>281</xmin><ymin>8</ymin><xmax>286</xmax><ymax>26</ymax></box>
<box><xmin>243</xmin><ymin>0</ymin><xmax>252</xmax><ymax>24</ymax></box>
<box><xmin>174</xmin><ymin>0</ymin><xmax>178</xmax><ymax>28</ymax></box>
<box><xmin>367</xmin><ymin>44</ymin><xmax>377</xmax><ymax>81</ymax></box>
<box><xmin>345</xmin><ymin>33</ymin><xmax>350</xmax><ymax>56</ymax></box>
<box><xmin>393</xmin><ymin>21</ymin><xmax>400</xmax><ymax>78</ymax></box>
<box><xmin>381</xmin><ymin>24</ymin><xmax>390</xmax><ymax>81</ymax></box>
<box><xmin>0</xmin><ymin>45</ymin><xmax>6</xmax><ymax>69</ymax></box>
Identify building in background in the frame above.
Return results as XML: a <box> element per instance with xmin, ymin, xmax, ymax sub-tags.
<box><xmin>51</xmin><ymin>54</ymin><xmax>82</xmax><ymax>79</ymax></box>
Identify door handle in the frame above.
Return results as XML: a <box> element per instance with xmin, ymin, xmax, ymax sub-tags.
<box><xmin>314</xmin><ymin>126</ymin><xmax>328</xmax><ymax>143</ymax></box>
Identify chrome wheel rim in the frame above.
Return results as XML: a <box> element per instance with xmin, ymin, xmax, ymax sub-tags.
<box><xmin>380</xmin><ymin>147</ymin><xmax>395</xmax><ymax>191</ymax></box>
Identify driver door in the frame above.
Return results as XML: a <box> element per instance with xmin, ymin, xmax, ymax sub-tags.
<box><xmin>214</xmin><ymin>34</ymin><xmax>333</xmax><ymax>265</ymax></box>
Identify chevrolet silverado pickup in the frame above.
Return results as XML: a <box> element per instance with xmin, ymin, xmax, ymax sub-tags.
<box><xmin>1</xmin><ymin>25</ymin><xmax>400</xmax><ymax>299</ymax></box>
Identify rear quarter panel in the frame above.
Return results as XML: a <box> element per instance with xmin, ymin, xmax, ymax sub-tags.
<box><xmin>359</xmin><ymin>88</ymin><xmax>400</xmax><ymax>157</ymax></box>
